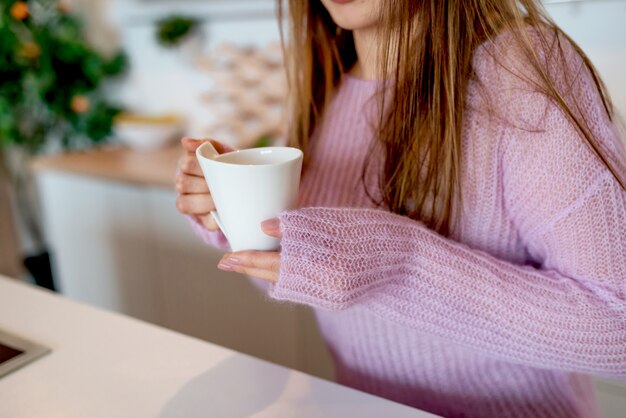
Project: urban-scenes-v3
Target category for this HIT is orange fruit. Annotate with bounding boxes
[71,95,91,113]
[10,2,29,21]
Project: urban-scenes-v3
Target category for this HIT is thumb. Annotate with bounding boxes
[261,218,282,238]
[209,139,236,154]
[181,137,209,153]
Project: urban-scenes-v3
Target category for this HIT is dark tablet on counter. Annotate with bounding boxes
[0,329,50,378]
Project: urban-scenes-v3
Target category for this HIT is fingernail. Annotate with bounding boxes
[225,257,239,265]
[218,263,232,271]
[261,218,280,231]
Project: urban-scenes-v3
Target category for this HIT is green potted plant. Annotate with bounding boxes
[155,14,204,63]
[0,0,127,152]
[156,15,199,48]
[0,0,127,289]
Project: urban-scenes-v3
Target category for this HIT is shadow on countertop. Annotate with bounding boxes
[159,354,289,418]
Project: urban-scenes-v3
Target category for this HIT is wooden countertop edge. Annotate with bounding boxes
[31,145,183,189]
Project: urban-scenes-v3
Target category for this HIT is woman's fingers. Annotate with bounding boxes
[198,213,219,231]
[176,193,215,215]
[209,139,235,154]
[176,173,209,194]
[218,251,280,283]
[179,138,236,178]
[232,267,277,283]
[177,137,232,234]
[261,218,282,238]
[181,137,235,155]
[181,137,209,153]
[178,155,203,177]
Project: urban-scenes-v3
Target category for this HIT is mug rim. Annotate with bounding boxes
[197,144,303,168]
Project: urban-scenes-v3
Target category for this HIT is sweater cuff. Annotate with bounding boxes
[269,208,415,310]
[269,209,352,310]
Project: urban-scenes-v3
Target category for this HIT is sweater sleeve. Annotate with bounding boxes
[269,32,626,378]
[271,185,625,377]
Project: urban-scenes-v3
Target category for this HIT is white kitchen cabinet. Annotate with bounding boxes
[36,170,333,380]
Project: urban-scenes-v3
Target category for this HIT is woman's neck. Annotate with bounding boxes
[350,26,380,80]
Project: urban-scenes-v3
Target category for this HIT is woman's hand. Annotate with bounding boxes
[217,218,282,283]
[175,137,233,231]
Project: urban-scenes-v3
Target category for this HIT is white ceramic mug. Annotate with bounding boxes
[196,142,303,252]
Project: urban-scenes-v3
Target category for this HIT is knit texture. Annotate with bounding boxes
[190,31,626,417]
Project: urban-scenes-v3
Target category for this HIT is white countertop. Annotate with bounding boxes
[0,276,434,418]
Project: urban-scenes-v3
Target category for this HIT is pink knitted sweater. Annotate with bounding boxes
[190,34,626,417]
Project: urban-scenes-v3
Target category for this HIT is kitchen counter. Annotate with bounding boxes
[0,276,435,417]
[31,145,181,189]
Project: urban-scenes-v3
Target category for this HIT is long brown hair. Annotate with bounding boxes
[278,0,625,236]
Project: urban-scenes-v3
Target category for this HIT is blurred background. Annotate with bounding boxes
[0,0,625,416]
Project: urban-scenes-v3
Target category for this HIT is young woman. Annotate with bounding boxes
[176,0,626,416]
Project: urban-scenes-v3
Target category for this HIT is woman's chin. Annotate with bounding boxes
[321,0,381,31]
[331,16,380,32]
[334,21,376,32]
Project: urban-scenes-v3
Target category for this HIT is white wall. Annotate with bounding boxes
[545,0,626,119]
[72,0,280,137]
